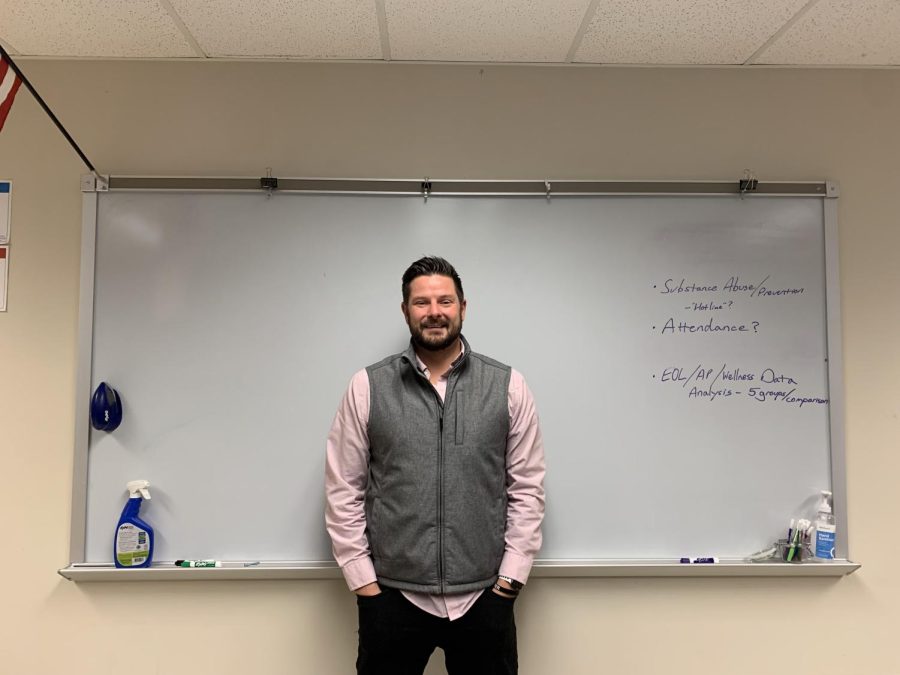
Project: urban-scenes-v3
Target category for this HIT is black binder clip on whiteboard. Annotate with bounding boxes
[739,169,759,198]
[260,167,278,199]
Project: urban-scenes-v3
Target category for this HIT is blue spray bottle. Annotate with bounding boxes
[114,480,154,568]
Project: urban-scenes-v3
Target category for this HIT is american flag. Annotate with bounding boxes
[1,54,23,132]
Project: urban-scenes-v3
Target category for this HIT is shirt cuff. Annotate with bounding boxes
[341,557,378,591]
[498,551,534,586]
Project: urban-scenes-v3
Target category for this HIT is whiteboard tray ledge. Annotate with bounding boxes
[59,559,860,582]
[59,562,342,582]
[531,559,860,577]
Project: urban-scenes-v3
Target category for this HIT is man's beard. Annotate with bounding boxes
[409,318,462,352]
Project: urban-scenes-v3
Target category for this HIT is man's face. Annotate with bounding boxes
[402,274,466,352]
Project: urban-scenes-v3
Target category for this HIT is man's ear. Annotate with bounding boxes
[460,299,467,320]
[401,302,409,323]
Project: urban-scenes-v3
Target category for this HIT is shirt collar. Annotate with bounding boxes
[415,340,466,380]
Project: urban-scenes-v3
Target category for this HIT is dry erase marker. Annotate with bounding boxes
[174,559,221,568]
[680,557,719,563]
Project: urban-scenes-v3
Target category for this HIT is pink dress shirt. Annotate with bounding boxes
[325,344,545,621]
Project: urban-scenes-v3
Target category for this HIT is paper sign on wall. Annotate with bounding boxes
[0,246,7,311]
[0,181,10,244]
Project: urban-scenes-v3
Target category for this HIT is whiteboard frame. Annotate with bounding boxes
[69,191,98,566]
[65,176,855,580]
[822,187,848,560]
[59,559,860,581]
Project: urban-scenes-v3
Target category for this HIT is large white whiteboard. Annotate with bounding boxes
[80,190,838,564]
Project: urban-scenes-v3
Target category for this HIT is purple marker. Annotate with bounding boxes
[692,557,719,564]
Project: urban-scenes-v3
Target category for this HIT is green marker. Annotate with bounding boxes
[174,559,221,568]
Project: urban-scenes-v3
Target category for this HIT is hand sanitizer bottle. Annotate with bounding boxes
[114,480,154,568]
[813,490,836,561]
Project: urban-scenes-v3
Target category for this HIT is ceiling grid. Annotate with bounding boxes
[374,0,392,61]
[158,0,208,58]
[0,0,898,66]
[565,0,603,63]
[743,0,821,65]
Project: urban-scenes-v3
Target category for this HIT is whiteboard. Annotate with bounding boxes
[80,189,838,564]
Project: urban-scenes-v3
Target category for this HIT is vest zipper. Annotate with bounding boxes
[438,371,462,593]
[407,351,465,594]
[418,372,446,593]
[438,411,444,593]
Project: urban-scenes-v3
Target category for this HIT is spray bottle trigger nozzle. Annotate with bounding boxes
[126,480,151,501]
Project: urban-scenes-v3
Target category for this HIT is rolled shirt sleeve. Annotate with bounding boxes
[498,369,546,585]
[324,369,378,591]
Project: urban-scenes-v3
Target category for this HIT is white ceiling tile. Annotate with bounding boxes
[1,0,196,57]
[575,0,810,64]
[0,35,19,54]
[385,0,593,62]
[1,0,897,66]
[168,0,382,59]
[757,0,900,65]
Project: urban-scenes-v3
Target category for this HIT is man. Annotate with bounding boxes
[325,256,545,675]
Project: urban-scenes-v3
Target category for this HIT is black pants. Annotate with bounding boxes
[356,587,518,675]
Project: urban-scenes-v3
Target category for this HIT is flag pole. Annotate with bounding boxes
[1,45,102,180]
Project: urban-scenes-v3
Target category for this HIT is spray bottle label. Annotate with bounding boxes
[116,523,149,566]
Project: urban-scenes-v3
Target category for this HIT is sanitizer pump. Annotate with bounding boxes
[813,490,836,561]
[114,480,155,568]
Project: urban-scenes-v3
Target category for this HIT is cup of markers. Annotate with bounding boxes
[776,539,810,562]
[778,518,813,563]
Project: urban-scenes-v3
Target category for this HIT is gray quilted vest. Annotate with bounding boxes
[365,335,511,594]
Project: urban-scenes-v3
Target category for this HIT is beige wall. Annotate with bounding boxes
[1,61,898,674]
